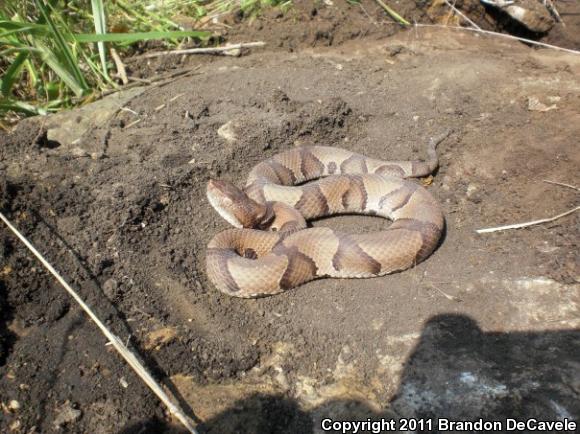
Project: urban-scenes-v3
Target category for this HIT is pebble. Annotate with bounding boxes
[53,402,81,428]
[8,399,21,411]
[103,279,119,298]
[217,120,238,143]
[70,147,89,158]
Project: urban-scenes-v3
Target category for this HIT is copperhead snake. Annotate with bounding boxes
[206,134,448,298]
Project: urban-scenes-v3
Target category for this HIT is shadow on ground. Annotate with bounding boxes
[118,313,580,434]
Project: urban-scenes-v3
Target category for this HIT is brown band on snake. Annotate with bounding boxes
[295,183,330,217]
[340,154,368,174]
[300,148,325,180]
[332,234,382,275]
[390,218,443,261]
[275,244,319,290]
[378,182,419,213]
[268,160,297,185]
[206,247,242,293]
[341,176,368,211]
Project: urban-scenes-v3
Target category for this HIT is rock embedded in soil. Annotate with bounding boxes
[217,120,240,144]
[52,402,82,428]
[491,0,555,33]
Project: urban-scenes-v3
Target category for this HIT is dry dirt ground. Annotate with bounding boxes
[1,4,580,434]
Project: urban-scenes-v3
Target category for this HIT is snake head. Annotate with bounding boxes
[207,179,272,228]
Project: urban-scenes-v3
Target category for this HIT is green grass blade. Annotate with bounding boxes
[34,0,88,91]
[0,97,47,116]
[0,20,49,38]
[34,40,86,97]
[72,30,210,43]
[374,0,410,26]
[1,51,29,96]
[90,0,108,77]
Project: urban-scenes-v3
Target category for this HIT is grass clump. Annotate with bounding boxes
[0,1,293,124]
[0,0,210,123]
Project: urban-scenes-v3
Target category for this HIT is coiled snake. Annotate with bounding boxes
[206,134,448,298]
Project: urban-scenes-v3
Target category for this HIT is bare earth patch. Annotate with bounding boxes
[1,26,579,433]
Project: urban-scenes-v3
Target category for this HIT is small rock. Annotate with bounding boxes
[53,401,81,428]
[70,147,89,158]
[217,121,238,143]
[503,1,555,33]
[8,399,21,411]
[528,96,557,112]
[102,279,119,299]
[466,183,478,197]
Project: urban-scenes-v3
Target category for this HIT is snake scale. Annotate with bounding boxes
[206,134,448,298]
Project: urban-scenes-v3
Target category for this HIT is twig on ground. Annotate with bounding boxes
[143,42,266,58]
[155,93,186,112]
[124,118,142,129]
[127,76,153,84]
[414,23,580,55]
[120,107,139,116]
[100,67,202,98]
[475,206,580,234]
[110,48,128,85]
[543,180,579,192]
[374,0,411,26]
[0,212,198,433]
[480,0,514,6]
[429,283,463,302]
[443,0,482,30]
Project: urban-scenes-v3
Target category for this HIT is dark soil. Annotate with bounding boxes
[1,2,579,434]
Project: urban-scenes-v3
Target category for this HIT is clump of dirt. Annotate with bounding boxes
[1,17,579,434]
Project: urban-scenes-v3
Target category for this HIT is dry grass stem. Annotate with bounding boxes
[143,41,266,58]
[543,180,579,192]
[429,283,463,302]
[0,212,199,434]
[475,206,580,234]
[110,48,128,85]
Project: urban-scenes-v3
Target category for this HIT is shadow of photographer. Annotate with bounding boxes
[118,313,579,434]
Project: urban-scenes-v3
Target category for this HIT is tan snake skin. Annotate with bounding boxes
[206,136,447,298]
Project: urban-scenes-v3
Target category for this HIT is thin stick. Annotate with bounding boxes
[475,206,580,234]
[110,48,128,85]
[125,118,142,129]
[0,212,198,434]
[443,0,482,30]
[143,42,266,58]
[414,23,580,56]
[543,180,579,192]
[429,283,463,302]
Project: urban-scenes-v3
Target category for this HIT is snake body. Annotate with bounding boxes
[206,141,446,298]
